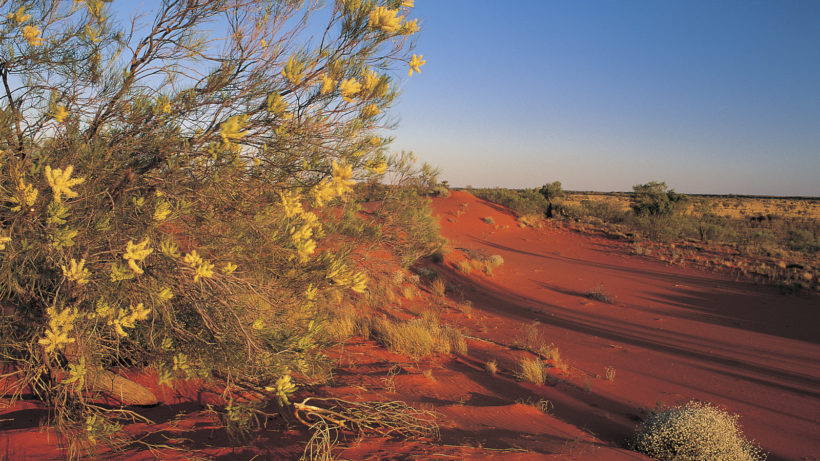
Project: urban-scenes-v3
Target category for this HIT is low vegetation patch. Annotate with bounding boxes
[517,357,547,385]
[586,283,614,303]
[372,313,467,358]
[631,401,766,461]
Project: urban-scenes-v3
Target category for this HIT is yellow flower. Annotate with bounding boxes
[8,7,30,23]
[368,136,381,147]
[402,0,414,8]
[221,262,237,275]
[361,68,380,92]
[38,306,77,355]
[252,319,265,330]
[408,54,426,76]
[153,201,172,221]
[320,74,336,94]
[339,78,361,102]
[280,190,304,218]
[361,104,380,119]
[162,101,172,113]
[193,260,214,282]
[183,250,203,267]
[160,239,180,259]
[22,25,44,46]
[265,374,297,405]
[260,39,267,49]
[401,18,419,35]
[10,179,38,211]
[0,234,10,250]
[220,115,248,145]
[368,7,403,33]
[156,287,174,303]
[331,160,355,196]
[62,258,91,285]
[53,105,68,123]
[123,238,153,275]
[130,302,151,322]
[366,159,387,175]
[45,165,85,202]
[281,55,305,86]
[266,92,288,116]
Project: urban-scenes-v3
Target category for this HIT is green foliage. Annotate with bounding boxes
[0,0,433,453]
[470,187,548,216]
[631,181,689,217]
[631,401,766,461]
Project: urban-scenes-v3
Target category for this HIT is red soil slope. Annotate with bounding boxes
[432,190,819,461]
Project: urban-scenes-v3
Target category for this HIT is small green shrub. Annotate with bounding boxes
[631,401,766,461]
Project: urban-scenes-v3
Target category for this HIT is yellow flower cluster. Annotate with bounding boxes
[339,78,362,102]
[0,233,9,250]
[123,238,153,275]
[264,374,297,405]
[282,55,306,86]
[289,211,319,262]
[311,160,356,206]
[184,250,215,282]
[22,25,43,46]
[365,159,387,175]
[368,7,403,33]
[220,115,248,145]
[160,239,181,258]
[38,306,78,355]
[266,92,291,118]
[45,165,85,202]
[408,54,426,76]
[8,7,30,23]
[109,303,151,337]
[221,262,237,275]
[53,105,68,123]
[153,201,172,221]
[62,258,91,285]
[361,104,380,119]
[280,191,304,218]
[326,258,367,293]
[9,179,38,211]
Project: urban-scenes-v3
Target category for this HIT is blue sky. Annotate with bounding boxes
[392,1,820,196]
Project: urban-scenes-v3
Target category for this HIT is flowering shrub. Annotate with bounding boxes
[0,0,434,454]
[631,401,766,461]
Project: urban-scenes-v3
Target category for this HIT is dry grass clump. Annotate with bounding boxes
[372,313,467,358]
[431,278,446,297]
[516,357,547,385]
[517,214,542,228]
[605,366,616,382]
[586,283,614,304]
[481,216,495,224]
[631,401,766,461]
[484,360,498,375]
[456,259,473,274]
[325,306,372,343]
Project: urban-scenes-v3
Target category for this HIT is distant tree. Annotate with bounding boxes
[539,181,564,217]
[631,181,688,217]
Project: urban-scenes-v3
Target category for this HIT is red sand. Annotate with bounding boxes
[431,190,819,460]
[2,189,817,460]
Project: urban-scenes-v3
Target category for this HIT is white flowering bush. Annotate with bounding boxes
[631,401,766,461]
[0,0,436,455]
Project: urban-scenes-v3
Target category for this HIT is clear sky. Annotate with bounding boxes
[392,1,820,196]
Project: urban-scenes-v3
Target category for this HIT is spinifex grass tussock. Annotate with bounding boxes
[372,312,467,358]
[631,401,766,461]
[586,283,614,303]
[517,357,547,385]
[0,0,438,456]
